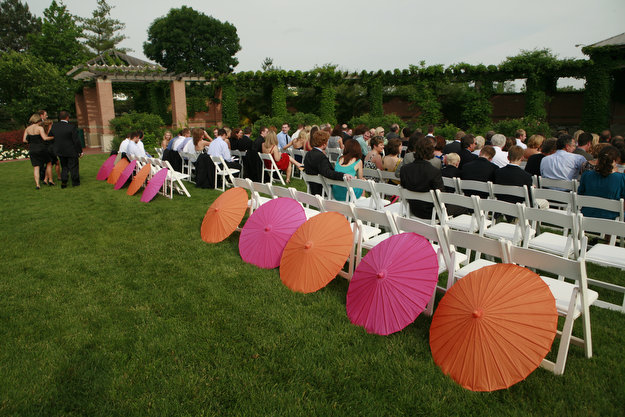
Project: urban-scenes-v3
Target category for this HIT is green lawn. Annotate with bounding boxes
[1,154,624,416]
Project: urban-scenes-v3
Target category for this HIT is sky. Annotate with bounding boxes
[26,0,625,84]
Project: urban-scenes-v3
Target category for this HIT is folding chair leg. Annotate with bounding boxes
[553,287,579,376]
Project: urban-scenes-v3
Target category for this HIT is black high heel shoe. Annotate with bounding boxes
[48,182,55,186]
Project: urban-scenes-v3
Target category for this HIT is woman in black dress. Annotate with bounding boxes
[22,113,54,189]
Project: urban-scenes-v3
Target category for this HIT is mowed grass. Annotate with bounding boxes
[1,155,624,416]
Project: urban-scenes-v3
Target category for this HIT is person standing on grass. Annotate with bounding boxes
[23,113,54,189]
[49,111,82,188]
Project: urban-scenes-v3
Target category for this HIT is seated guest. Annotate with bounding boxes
[490,134,509,168]
[433,136,446,162]
[261,130,303,183]
[382,138,402,181]
[515,129,527,149]
[364,136,384,170]
[126,131,148,158]
[118,132,132,160]
[441,153,460,193]
[460,145,498,198]
[574,132,595,161]
[160,130,173,150]
[540,134,587,180]
[304,130,352,196]
[182,128,209,161]
[332,140,364,201]
[525,137,556,177]
[458,134,478,168]
[328,124,344,150]
[577,145,625,219]
[395,134,419,177]
[207,128,241,170]
[237,127,252,151]
[228,128,242,150]
[524,134,544,160]
[169,128,191,151]
[400,136,444,220]
[472,135,485,156]
[442,130,465,155]
[494,145,537,205]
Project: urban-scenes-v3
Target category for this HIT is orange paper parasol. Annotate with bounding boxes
[430,263,558,392]
[107,158,129,184]
[280,212,353,293]
[127,164,151,196]
[201,187,249,243]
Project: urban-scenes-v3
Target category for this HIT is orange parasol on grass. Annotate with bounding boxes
[107,158,129,185]
[429,263,558,392]
[280,211,353,293]
[201,187,249,243]
[127,164,151,196]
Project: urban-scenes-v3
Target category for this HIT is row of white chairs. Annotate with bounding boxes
[231,179,596,376]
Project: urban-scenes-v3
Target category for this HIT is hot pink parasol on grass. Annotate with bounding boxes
[346,232,439,336]
[114,160,137,190]
[239,197,306,269]
[140,168,167,203]
[96,154,117,181]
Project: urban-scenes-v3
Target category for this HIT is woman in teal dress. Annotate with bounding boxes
[578,145,625,219]
[332,139,364,201]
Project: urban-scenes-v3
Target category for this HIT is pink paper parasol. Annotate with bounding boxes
[114,160,137,190]
[96,155,117,180]
[239,197,306,269]
[346,232,439,336]
[140,168,168,203]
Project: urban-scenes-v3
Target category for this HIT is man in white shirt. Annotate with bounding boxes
[277,123,290,150]
[490,134,509,168]
[540,134,586,180]
[168,128,190,151]
[126,131,148,158]
[174,128,193,152]
[208,128,241,170]
[118,134,132,159]
[515,129,527,149]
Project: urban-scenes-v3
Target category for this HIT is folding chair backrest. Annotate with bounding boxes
[446,228,509,263]
[400,188,440,224]
[353,206,398,235]
[327,148,342,163]
[363,168,381,181]
[347,178,381,208]
[491,183,531,206]
[377,169,398,183]
[302,172,329,197]
[322,199,356,221]
[258,153,285,185]
[457,179,494,198]
[524,206,577,235]
[233,177,253,191]
[442,176,460,193]
[435,190,480,231]
[478,197,524,220]
[251,181,275,200]
[574,194,624,222]
[531,188,574,211]
[271,185,296,200]
[294,190,325,212]
[321,176,349,201]
[539,176,578,191]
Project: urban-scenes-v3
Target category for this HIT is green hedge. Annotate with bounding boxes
[109,112,165,151]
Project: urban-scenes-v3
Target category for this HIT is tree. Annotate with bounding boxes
[143,6,241,74]
[29,0,90,72]
[80,0,128,54]
[0,0,41,52]
[0,51,75,125]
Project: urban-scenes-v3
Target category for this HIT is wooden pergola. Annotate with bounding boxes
[67,50,217,151]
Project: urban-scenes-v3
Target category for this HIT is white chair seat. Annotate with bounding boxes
[362,232,392,250]
[431,243,467,274]
[528,233,574,257]
[446,214,491,232]
[303,207,321,219]
[454,259,497,280]
[585,244,625,269]
[541,276,599,317]
[484,223,535,243]
[359,224,382,241]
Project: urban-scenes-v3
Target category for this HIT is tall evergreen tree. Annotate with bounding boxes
[0,0,41,52]
[80,0,128,54]
[29,0,90,72]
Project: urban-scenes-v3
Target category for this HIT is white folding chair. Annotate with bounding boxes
[293,190,325,219]
[574,194,624,222]
[531,188,574,212]
[321,176,350,202]
[477,199,532,246]
[250,181,275,211]
[444,227,509,290]
[373,181,403,216]
[302,172,330,198]
[232,177,256,217]
[346,178,387,210]
[442,176,460,194]
[271,185,297,200]
[320,199,360,280]
[491,183,531,207]
[376,169,399,184]
[363,167,381,182]
[457,179,494,199]
[158,159,191,198]
[231,150,244,178]
[436,190,487,233]
[505,242,598,375]
[259,153,286,185]
[210,155,240,191]
[327,148,342,163]
[392,215,454,316]
[539,176,578,191]
[353,206,397,253]
[523,207,580,259]
[579,216,625,312]
[399,188,440,225]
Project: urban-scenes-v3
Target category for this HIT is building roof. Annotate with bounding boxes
[588,32,625,48]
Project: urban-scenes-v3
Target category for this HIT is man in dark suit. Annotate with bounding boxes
[304,130,351,196]
[442,130,465,155]
[50,111,82,188]
[459,145,498,198]
[458,134,478,168]
[494,145,542,207]
[237,127,253,151]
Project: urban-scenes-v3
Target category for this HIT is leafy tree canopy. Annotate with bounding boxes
[29,0,91,72]
[80,0,128,54]
[0,0,41,52]
[0,51,75,125]
[143,6,241,74]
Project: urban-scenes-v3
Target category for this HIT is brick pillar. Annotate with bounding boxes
[170,80,187,130]
[96,78,115,151]
[82,86,101,148]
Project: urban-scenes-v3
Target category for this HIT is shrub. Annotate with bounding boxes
[109,112,165,151]
[492,116,551,138]
[433,123,462,140]
[251,113,322,137]
[0,130,26,150]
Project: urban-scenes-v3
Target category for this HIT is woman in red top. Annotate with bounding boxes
[261,130,303,183]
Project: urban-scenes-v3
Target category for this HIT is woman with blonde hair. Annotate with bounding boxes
[22,113,54,189]
[261,130,303,183]
[161,130,173,149]
[524,134,545,160]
